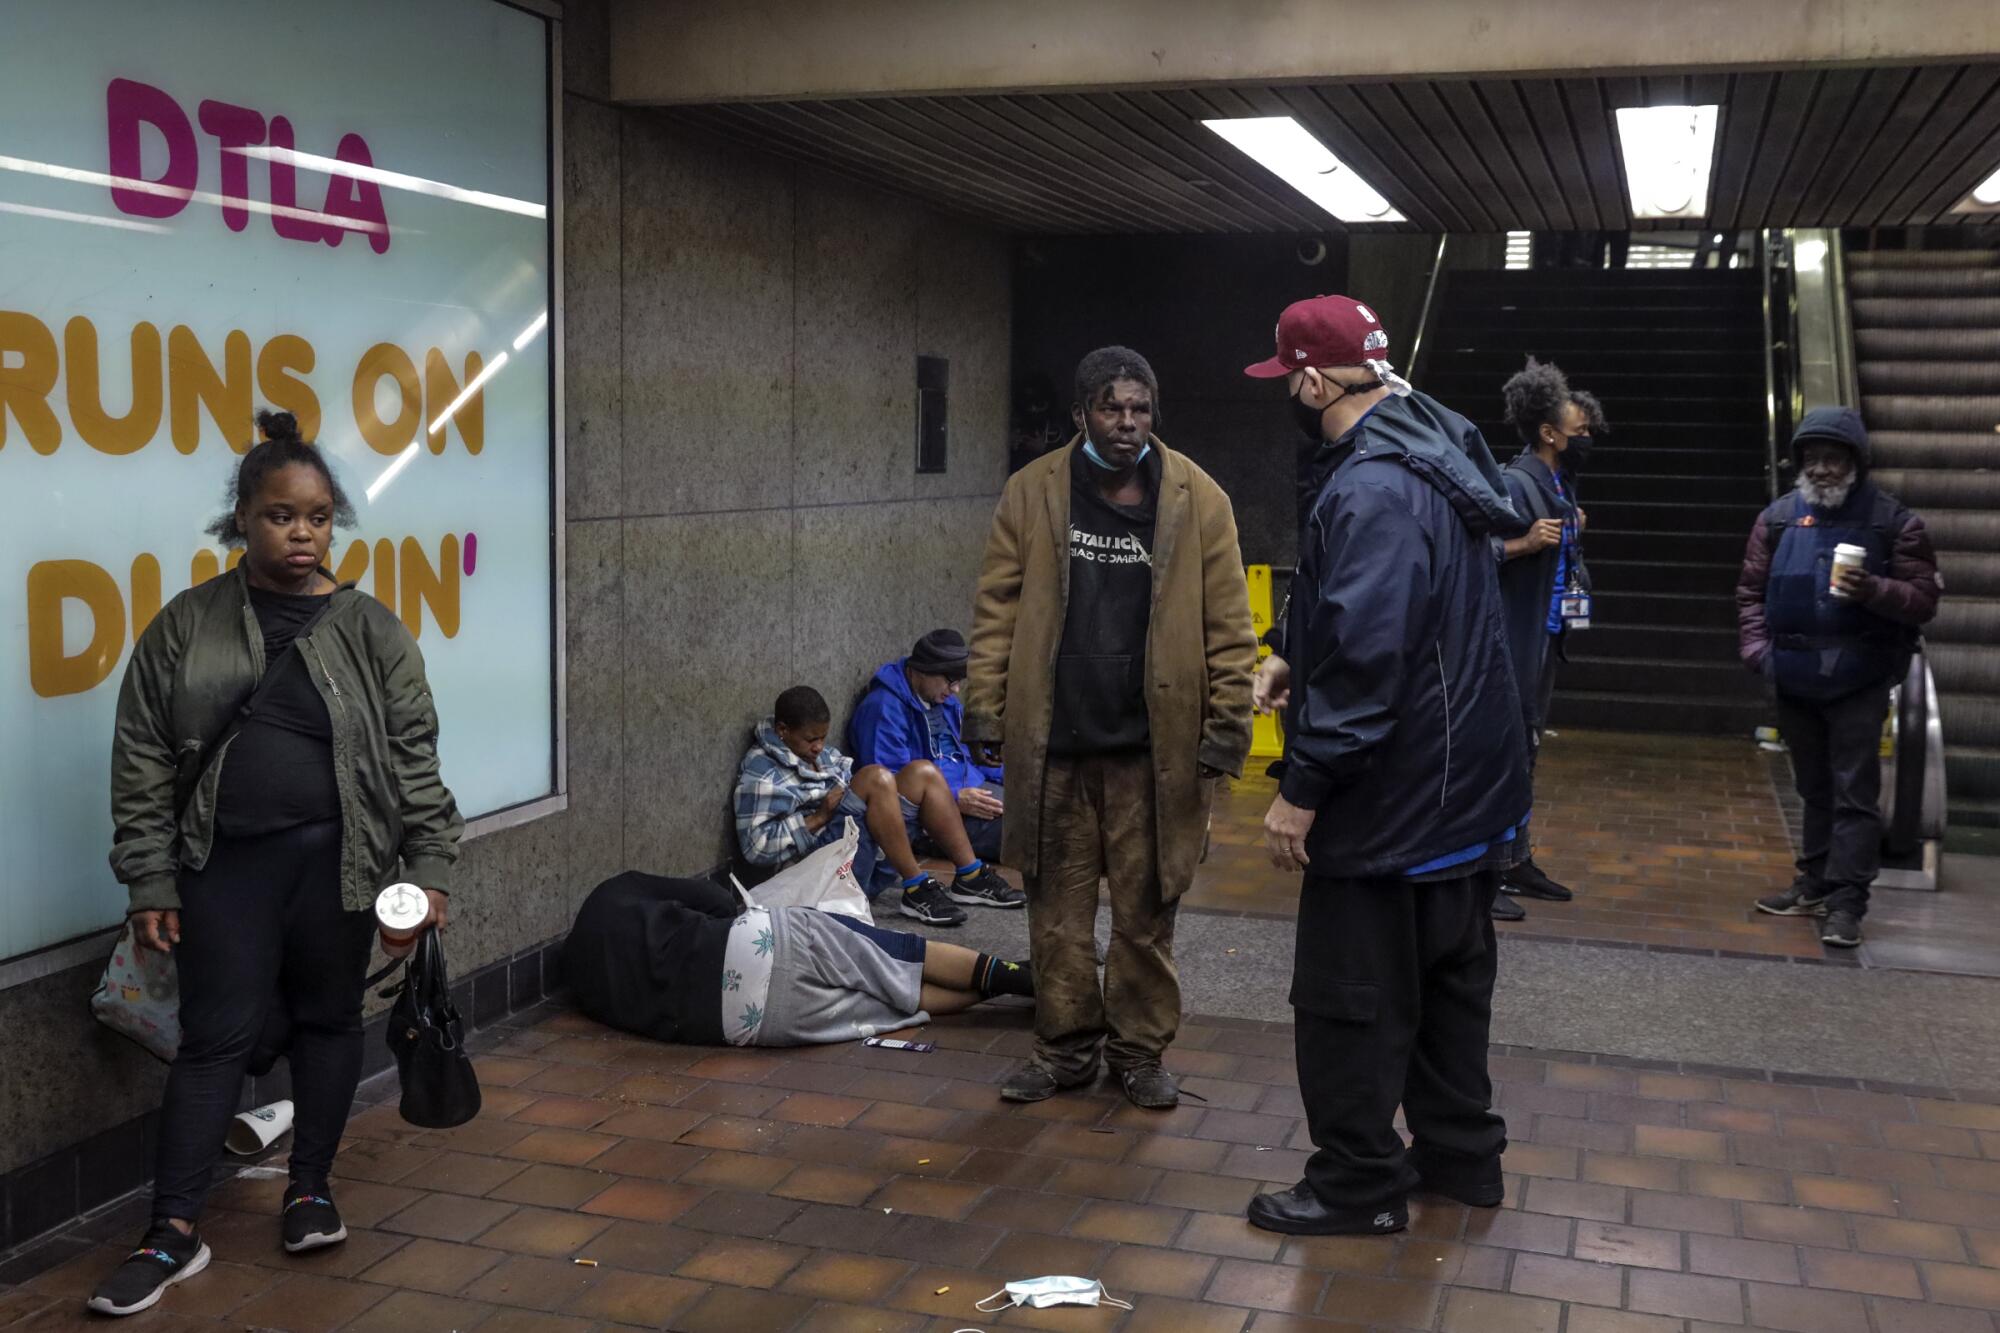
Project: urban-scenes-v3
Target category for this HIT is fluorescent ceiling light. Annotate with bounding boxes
[1615,105,1719,220]
[1953,164,2000,212]
[1201,117,1403,223]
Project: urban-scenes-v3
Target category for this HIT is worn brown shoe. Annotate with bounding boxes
[1117,1063,1180,1110]
[1000,1060,1097,1103]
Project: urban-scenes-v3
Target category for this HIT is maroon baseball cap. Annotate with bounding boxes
[1244,294,1392,378]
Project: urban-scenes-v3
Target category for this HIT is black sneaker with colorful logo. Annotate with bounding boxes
[1755,882,1829,916]
[282,1189,348,1253]
[898,876,967,926]
[946,864,1026,909]
[87,1222,210,1317]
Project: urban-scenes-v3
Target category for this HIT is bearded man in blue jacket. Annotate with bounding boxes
[849,629,1025,910]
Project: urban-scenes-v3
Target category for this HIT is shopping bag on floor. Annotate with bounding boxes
[749,818,870,920]
[90,919,181,1062]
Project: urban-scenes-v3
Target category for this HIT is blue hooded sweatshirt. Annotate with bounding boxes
[848,658,1002,793]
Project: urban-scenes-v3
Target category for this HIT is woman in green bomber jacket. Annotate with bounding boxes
[89,410,463,1320]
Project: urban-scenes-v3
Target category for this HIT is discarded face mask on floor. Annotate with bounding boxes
[975,1276,1135,1312]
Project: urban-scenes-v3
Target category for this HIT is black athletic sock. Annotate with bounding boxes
[973,954,1034,998]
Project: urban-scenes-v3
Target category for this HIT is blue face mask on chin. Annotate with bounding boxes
[1080,433,1150,471]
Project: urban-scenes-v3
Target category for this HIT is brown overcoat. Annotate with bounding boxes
[964,438,1257,898]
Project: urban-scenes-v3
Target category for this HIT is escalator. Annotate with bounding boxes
[1845,245,2000,841]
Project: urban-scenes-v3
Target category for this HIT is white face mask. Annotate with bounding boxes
[975,1276,1134,1312]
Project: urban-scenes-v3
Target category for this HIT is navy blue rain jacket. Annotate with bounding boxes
[1281,391,1533,878]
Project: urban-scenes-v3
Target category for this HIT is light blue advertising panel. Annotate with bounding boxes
[0,0,558,966]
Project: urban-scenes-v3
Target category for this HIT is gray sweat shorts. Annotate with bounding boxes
[751,906,929,1046]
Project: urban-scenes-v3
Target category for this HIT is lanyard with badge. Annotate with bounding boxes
[1555,493,1591,630]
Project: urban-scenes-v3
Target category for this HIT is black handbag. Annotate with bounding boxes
[385,931,481,1128]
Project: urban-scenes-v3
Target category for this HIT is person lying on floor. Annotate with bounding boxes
[561,870,1034,1047]
[736,685,1019,929]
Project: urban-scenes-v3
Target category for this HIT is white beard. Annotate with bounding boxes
[1796,471,1854,511]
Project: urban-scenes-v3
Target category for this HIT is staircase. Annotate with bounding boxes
[1422,268,1770,735]
[1846,245,2000,837]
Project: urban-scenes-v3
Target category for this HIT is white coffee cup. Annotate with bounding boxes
[1830,543,1868,598]
[375,881,430,958]
[225,1099,295,1155]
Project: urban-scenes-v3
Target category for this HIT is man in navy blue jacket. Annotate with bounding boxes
[850,630,1025,910]
[1243,295,1531,1236]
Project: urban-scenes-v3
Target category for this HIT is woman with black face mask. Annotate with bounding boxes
[1492,359,1603,918]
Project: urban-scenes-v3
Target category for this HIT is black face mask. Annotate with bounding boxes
[1563,434,1594,470]
[1290,378,1382,443]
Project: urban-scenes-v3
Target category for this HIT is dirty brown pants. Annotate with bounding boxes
[1027,753,1179,1079]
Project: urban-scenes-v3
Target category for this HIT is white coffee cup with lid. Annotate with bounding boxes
[375,882,430,958]
[1830,543,1868,599]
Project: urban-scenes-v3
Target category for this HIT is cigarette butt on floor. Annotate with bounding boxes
[918,1158,931,1165]
[935,1286,950,1296]
[573,1258,598,1267]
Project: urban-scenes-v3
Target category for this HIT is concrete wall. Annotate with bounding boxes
[0,9,1010,1207]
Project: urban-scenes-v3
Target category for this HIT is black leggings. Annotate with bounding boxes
[152,820,375,1221]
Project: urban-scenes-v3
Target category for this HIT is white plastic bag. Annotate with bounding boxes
[91,918,180,1062]
[749,818,871,920]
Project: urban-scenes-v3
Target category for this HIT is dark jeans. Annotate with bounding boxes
[1291,870,1507,1210]
[1519,635,1559,864]
[152,820,376,1220]
[1776,683,1891,918]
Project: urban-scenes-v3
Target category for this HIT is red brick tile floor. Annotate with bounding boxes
[12,1004,2000,1331]
[1193,729,1922,966]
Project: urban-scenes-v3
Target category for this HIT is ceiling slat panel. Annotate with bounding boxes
[1310,83,1477,231]
[1399,81,1516,230]
[1799,67,1913,226]
[1478,81,1577,230]
[1154,87,1342,227]
[1857,67,1997,225]
[1519,80,1602,230]
[1435,81,1548,231]
[1349,84,1498,231]
[1564,79,1631,232]
[1844,66,1971,226]
[1737,72,1821,228]
[1904,79,2000,223]
[1706,72,1775,231]
[1771,69,1869,226]
[1092,90,1327,230]
[1018,95,1271,231]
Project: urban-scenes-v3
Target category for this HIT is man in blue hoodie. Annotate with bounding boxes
[1244,295,1531,1237]
[850,630,1025,910]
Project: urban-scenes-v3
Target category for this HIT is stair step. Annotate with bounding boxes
[1917,509,2000,551]
[1587,448,1768,478]
[1945,745,2000,803]
[1563,655,1764,698]
[1431,328,1766,353]
[1846,249,2000,270]
[1928,597,2000,643]
[1938,691,2000,751]
[1584,500,1763,535]
[1441,309,1762,333]
[1936,550,2000,598]
[1587,531,1756,564]
[1853,297,2000,329]
[1571,623,1739,661]
[1859,361,2000,394]
[1850,269,2000,298]
[1868,432,2000,470]
[1549,689,1768,737]
[1449,269,1761,291]
[1583,475,1771,505]
[1871,469,2000,509]
[1591,590,1741,630]
[1578,558,1742,595]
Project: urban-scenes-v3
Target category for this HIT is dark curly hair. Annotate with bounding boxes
[1571,388,1611,437]
[205,409,357,546]
[1501,357,1573,448]
[1074,345,1162,427]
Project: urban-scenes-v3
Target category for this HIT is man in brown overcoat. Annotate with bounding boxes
[966,346,1255,1110]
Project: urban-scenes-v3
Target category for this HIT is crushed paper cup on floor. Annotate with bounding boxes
[225,1099,294,1155]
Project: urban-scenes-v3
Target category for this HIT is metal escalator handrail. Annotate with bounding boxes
[1883,647,1948,857]
[1406,234,1450,384]
[1827,232,1861,408]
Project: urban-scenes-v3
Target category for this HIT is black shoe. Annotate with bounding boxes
[1408,1151,1506,1207]
[1503,859,1573,902]
[1755,883,1829,916]
[897,877,967,926]
[1820,910,1862,948]
[1116,1063,1179,1110]
[1247,1183,1406,1236]
[282,1189,348,1253]
[1490,892,1526,922]
[946,865,1026,909]
[87,1223,210,1317]
[999,1060,1097,1103]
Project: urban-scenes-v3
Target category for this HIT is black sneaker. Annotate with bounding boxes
[1408,1150,1506,1207]
[282,1189,348,1253]
[898,877,967,926]
[1503,858,1573,902]
[1247,1183,1407,1236]
[1821,911,1862,948]
[1117,1063,1180,1110]
[87,1223,209,1317]
[999,1060,1098,1103]
[1490,892,1526,922]
[1756,884,1829,916]
[946,865,1026,909]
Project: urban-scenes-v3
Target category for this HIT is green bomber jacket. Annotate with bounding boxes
[109,564,463,913]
